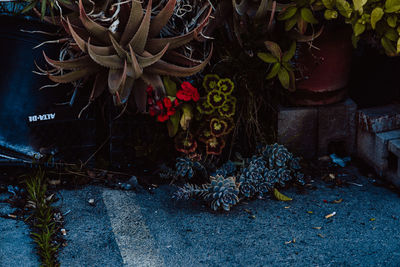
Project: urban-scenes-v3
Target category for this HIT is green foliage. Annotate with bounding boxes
[257,41,296,91]
[277,0,322,34]
[25,169,59,267]
[21,0,72,21]
[319,0,400,56]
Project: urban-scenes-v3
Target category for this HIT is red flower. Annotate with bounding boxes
[157,113,169,122]
[176,82,200,102]
[156,100,164,110]
[149,107,157,117]
[163,97,172,109]
[167,107,176,116]
[174,99,180,107]
[146,85,154,94]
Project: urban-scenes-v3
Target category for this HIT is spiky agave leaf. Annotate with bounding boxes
[43,0,212,110]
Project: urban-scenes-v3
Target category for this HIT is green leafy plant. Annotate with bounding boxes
[320,0,400,56]
[257,41,297,90]
[277,0,323,34]
[25,170,60,267]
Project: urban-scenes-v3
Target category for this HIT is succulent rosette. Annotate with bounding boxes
[204,175,240,211]
[202,74,221,92]
[277,168,292,186]
[239,180,257,198]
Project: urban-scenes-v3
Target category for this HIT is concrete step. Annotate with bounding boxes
[356,104,400,187]
[278,98,357,158]
[358,104,400,133]
[358,127,400,187]
[388,138,400,157]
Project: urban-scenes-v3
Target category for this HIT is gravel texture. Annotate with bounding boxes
[0,193,39,267]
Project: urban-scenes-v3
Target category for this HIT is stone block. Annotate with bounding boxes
[357,128,400,177]
[358,104,400,133]
[388,138,400,187]
[317,98,357,157]
[357,129,376,173]
[388,139,400,157]
[277,105,318,159]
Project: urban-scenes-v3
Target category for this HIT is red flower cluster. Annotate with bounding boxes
[176,82,200,102]
[147,86,179,122]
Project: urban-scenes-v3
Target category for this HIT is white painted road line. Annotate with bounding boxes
[102,189,165,267]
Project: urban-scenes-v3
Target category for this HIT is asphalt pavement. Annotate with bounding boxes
[1,166,400,267]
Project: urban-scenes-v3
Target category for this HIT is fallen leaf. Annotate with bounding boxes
[244,209,253,215]
[273,188,292,201]
[348,182,363,187]
[61,229,67,236]
[325,211,336,219]
[284,240,292,245]
[329,173,335,179]
[317,234,325,238]
[249,215,256,219]
[284,206,291,209]
[370,218,376,221]
[318,155,331,161]
[8,214,17,219]
[48,179,61,185]
[333,198,343,204]
[323,199,328,203]
[46,194,54,202]
[312,227,322,230]
[307,211,313,214]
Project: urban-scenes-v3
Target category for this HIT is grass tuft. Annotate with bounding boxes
[25,169,60,267]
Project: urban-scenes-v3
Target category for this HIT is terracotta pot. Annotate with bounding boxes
[290,27,353,106]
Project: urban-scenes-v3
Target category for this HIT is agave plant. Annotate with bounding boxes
[42,0,213,111]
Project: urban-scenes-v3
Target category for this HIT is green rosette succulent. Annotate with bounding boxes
[204,175,240,211]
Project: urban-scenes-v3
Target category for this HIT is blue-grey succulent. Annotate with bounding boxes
[215,160,237,177]
[203,175,240,211]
